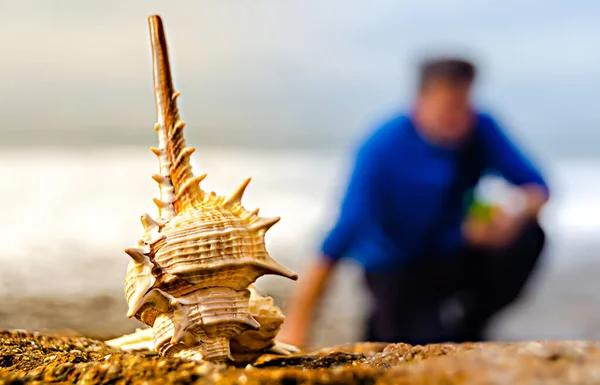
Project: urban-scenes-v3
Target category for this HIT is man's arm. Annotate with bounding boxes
[479,114,550,218]
[278,130,386,348]
[277,257,338,348]
[518,183,548,219]
[463,114,550,248]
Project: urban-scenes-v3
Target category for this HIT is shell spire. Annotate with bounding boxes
[148,15,202,216]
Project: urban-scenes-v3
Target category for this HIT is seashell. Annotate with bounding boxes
[107,14,298,363]
[106,285,298,362]
[230,285,301,362]
[105,327,155,352]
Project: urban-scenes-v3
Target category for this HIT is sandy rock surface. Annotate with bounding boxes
[1,330,600,384]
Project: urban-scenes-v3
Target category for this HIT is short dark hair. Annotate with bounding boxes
[418,58,476,91]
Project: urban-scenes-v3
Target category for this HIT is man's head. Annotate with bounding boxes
[414,57,477,146]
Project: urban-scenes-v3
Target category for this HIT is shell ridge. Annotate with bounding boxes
[175,174,207,203]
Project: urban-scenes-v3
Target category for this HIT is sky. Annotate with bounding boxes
[0,1,598,157]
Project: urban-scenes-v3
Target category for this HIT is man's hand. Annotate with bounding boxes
[463,207,526,250]
[463,183,548,250]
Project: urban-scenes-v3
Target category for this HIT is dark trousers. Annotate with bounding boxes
[362,220,546,345]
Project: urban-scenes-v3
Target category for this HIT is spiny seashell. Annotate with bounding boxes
[105,287,298,360]
[230,285,301,362]
[107,284,299,363]
[108,14,298,363]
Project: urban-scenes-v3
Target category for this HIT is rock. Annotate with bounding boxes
[1,330,600,384]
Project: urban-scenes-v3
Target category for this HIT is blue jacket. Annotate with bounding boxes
[321,111,549,272]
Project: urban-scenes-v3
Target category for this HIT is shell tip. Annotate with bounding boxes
[222,177,252,208]
[153,197,171,209]
[251,216,280,233]
[125,248,146,263]
[140,213,159,231]
[151,174,167,184]
[249,316,261,330]
[263,257,298,281]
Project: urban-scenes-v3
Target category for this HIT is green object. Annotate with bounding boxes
[463,188,494,222]
[468,201,494,222]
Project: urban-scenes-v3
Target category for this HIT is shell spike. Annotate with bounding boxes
[175,174,207,203]
[222,178,251,208]
[170,299,189,344]
[269,341,301,355]
[250,216,280,233]
[172,147,196,175]
[261,256,299,281]
[125,248,146,264]
[152,174,168,184]
[153,197,173,212]
[140,213,160,231]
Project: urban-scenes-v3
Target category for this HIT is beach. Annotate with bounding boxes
[1,146,599,349]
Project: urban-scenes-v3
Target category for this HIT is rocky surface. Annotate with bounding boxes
[1,330,600,384]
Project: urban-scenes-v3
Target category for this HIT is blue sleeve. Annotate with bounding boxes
[320,130,386,262]
[479,113,550,197]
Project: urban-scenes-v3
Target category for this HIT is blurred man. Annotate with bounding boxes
[279,58,549,347]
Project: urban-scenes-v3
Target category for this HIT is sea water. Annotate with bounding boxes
[0,146,599,345]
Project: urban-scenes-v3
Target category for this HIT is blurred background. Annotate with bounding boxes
[1,1,599,349]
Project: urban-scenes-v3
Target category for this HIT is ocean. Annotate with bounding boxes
[1,145,599,348]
